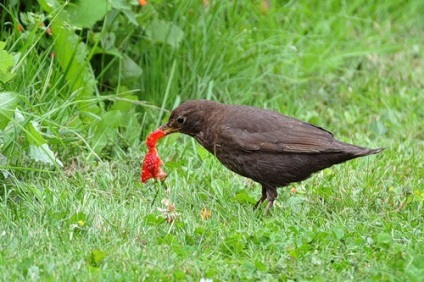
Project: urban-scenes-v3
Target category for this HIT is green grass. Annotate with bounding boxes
[1,0,424,280]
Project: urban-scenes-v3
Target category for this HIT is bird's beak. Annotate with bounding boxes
[158,123,177,135]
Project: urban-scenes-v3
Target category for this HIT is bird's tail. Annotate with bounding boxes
[333,140,385,157]
[353,147,385,157]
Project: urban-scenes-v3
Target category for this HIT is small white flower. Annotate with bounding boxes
[158,198,180,223]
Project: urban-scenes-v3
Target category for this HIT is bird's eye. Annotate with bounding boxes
[176,116,186,124]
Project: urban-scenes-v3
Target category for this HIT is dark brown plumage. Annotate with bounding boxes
[159,100,383,211]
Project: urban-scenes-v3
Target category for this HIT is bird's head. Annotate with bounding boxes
[159,100,219,137]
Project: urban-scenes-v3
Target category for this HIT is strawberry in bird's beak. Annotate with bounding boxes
[141,129,167,183]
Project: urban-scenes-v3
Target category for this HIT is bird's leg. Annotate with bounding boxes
[264,186,278,214]
[253,186,267,210]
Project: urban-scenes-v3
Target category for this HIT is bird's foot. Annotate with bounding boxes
[263,200,275,215]
[253,197,266,210]
[253,186,267,211]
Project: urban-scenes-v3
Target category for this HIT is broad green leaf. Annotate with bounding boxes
[157,234,177,245]
[122,9,139,26]
[332,228,345,240]
[106,55,142,87]
[100,32,116,50]
[108,0,130,10]
[25,121,63,166]
[376,232,393,245]
[234,191,256,204]
[38,0,99,117]
[88,249,107,267]
[65,0,111,28]
[121,109,141,146]
[144,214,164,226]
[90,110,122,154]
[0,51,14,74]
[221,233,246,254]
[145,19,184,47]
[0,91,19,130]
[70,212,87,223]
[26,121,46,146]
[110,94,137,113]
[37,0,63,14]
[120,54,143,79]
[0,42,16,83]
[92,46,123,58]
[51,23,97,111]
[28,144,63,167]
[194,226,206,235]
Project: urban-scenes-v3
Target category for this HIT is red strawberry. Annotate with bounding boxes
[141,130,167,183]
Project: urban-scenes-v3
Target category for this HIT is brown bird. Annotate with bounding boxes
[158,100,383,211]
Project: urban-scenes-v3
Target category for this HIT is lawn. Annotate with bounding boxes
[1,0,423,281]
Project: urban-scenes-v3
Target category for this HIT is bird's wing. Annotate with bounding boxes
[219,107,340,154]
